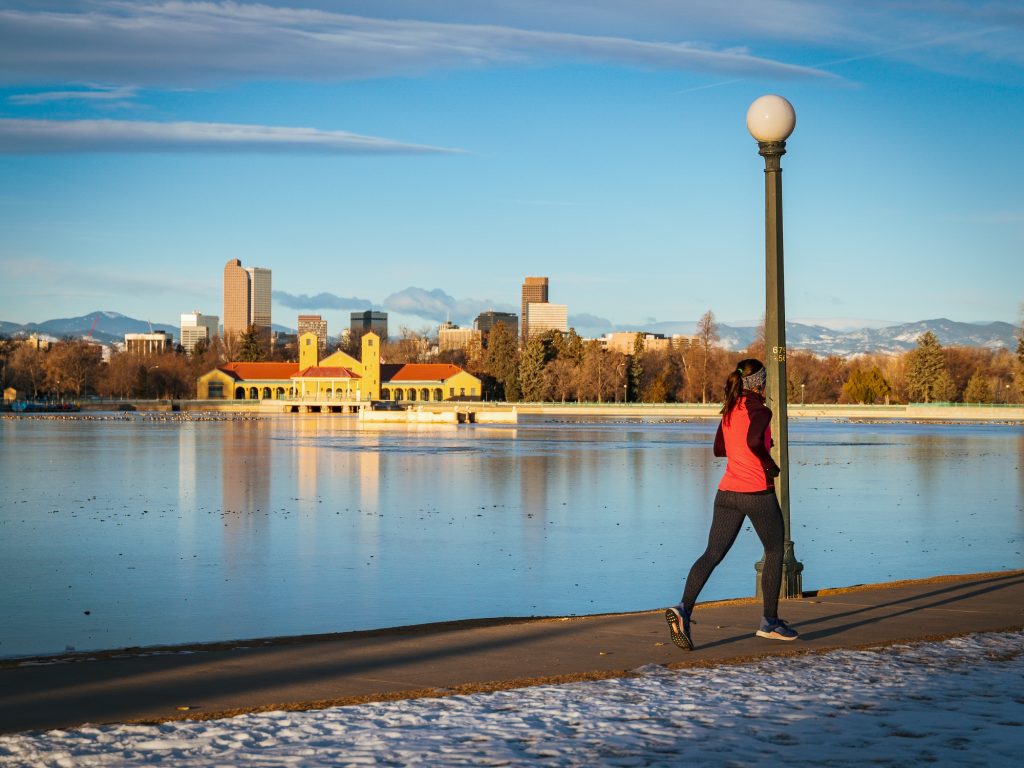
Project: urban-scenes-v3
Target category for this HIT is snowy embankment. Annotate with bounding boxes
[2,632,1021,767]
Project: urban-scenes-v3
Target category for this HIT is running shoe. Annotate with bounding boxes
[665,604,693,650]
[756,616,799,641]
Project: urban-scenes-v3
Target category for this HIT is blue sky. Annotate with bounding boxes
[1,1,1022,337]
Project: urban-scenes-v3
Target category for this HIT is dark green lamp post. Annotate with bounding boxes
[747,94,804,598]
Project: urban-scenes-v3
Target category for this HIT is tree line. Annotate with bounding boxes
[2,314,1022,404]
[422,313,1024,405]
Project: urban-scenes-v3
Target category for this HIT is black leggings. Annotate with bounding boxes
[681,489,784,620]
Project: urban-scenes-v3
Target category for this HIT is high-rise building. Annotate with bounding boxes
[297,314,328,349]
[248,267,272,332]
[223,258,272,341]
[521,277,549,343]
[180,311,220,354]
[350,311,388,340]
[525,302,568,338]
[474,310,518,338]
[438,321,482,353]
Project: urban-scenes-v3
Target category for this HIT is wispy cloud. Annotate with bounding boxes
[9,85,139,106]
[3,256,214,301]
[0,119,463,154]
[272,291,375,311]
[0,2,838,88]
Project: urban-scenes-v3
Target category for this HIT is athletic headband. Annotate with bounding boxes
[742,367,766,390]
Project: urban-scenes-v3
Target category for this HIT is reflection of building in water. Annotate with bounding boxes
[292,415,321,504]
[221,422,272,570]
[178,422,197,508]
[359,441,380,518]
[519,453,550,522]
[177,422,201,552]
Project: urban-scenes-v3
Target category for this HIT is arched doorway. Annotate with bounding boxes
[248,387,259,399]
[234,386,245,399]
[433,388,443,401]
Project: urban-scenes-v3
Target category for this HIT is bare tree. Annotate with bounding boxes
[43,341,102,398]
[9,344,48,398]
[696,310,720,404]
[545,357,577,402]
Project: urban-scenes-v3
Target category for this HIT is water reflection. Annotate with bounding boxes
[0,416,1020,658]
[221,421,272,574]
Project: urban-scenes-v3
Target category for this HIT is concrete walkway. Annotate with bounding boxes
[2,571,1021,735]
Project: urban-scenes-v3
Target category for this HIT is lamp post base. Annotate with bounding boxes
[755,540,804,599]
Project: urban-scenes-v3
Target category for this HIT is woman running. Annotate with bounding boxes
[666,358,798,649]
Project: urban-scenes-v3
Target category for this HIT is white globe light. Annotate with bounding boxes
[746,95,796,143]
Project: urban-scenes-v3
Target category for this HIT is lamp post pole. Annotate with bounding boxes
[747,95,803,598]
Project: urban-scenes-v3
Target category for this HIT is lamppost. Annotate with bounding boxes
[747,94,804,598]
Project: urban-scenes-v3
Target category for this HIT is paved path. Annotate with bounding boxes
[2,571,1022,735]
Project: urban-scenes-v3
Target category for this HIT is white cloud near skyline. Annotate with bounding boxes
[273,291,375,311]
[0,119,462,154]
[381,287,515,326]
[0,1,840,89]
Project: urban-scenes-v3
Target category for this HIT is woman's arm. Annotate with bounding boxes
[713,422,726,457]
[746,407,781,476]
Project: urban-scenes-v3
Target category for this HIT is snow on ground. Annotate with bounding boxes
[2,632,1022,767]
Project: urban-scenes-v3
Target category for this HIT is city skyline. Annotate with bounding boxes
[1,2,1022,334]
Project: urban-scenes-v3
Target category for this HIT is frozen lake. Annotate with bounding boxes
[1,414,1021,659]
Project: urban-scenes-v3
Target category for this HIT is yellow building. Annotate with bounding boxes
[380,363,481,402]
[197,332,481,402]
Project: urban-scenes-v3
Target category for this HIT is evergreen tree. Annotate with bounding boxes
[563,328,585,367]
[519,336,548,402]
[190,337,209,358]
[932,369,958,402]
[237,325,267,362]
[905,331,948,403]
[962,370,993,403]
[841,367,891,405]
[484,321,520,401]
[628,333,644,402]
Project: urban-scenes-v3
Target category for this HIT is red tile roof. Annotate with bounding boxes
[294,366,361,379]
[218,362,300,381]
[384,363,466,383]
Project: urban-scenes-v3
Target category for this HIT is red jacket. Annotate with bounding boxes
[714,391,781,492]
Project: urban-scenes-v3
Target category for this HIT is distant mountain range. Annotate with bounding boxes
[640,318,1018,357]
[0,311,294,346]
[0,311,1018,357]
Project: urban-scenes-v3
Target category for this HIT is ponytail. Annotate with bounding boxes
[720,358,766,423]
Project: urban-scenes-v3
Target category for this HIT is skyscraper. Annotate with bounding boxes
[525,302,568,338]
[474,310,518,337]
[521,276,548,343]
[248,267,272,332]
[297,314,328,349]
[223,259,272,341]
[180,311,220,354]
[350,311,388,339]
